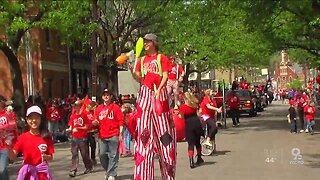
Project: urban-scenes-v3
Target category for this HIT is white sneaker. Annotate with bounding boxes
[305,129,309,133]
[108,176,115,180]
[300,129,305,133]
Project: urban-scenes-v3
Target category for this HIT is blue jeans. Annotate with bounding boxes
[0,149,9,180]
[306,120,315,133]
[48,120,59,142]
[99,136,119,177]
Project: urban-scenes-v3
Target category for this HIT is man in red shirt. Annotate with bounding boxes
[296,90,307,132]
[166,55,185,107]
[304,101,316,135]
[45,100,63,143]
[130,33,176,180]
[67,100,93,177]
[227,90,241,127]
[93,89,124,180]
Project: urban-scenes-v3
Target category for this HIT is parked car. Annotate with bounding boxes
[226,89,257,117]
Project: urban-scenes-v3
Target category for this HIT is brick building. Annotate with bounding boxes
[273,50,308,90]
[0,28,70,101]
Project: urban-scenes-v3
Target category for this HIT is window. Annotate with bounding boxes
[45,29,52,49]
[289,76,292,82]
[277,77,280,83]
[282,76,286,81]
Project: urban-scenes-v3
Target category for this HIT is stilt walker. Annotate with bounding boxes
[130,33,176,180]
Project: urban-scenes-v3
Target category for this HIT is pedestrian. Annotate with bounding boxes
[84,101,97,166]
[166,55,185,107]
[93,89,124,180]
[226,90,240,127]
[0,96,17,180]
[304,101,316,135]
[9,105,54,180]
[288,99,297,133]
[46,100,63,143]
[130,33,176,180]
[296,90,307,132]
[67,100,93,177]
[120,104,133,157]
[179,92,204,168]
[200,89,222,148]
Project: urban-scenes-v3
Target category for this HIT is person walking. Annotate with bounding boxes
[288,99,297,133]
[130,33,176,180]
[179,92,204,169]
[93,89,124,180]
[296,90,307,132]
[200,89,222,147]
[304,101,316,135]
[226,90,240,127]
[67,100,93,177]
[166,55,185,107]
[9,106,54,180]
[46,100,63,143]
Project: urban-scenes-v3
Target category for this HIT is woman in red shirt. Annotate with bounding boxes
[200,89,222,147]
[180,92,204,168]
[9,106,54,180]
[304,101,316,135]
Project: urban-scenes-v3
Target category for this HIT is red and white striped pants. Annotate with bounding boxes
[166,79,180,106]
[134,85,176,180]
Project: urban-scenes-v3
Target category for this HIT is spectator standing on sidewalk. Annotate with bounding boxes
[93,89,124,180]
[67,100,93,177]
[227,90,240,127]
[288,99,297,133]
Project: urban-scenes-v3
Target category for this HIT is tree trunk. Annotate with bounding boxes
[0,45,25,116]
[182,63,191,92]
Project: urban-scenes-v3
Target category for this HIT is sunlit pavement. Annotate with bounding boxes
[9,101,320,180]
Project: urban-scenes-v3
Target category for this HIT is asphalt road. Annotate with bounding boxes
[8,101,320,180]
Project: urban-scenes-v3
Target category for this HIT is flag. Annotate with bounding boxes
[80,95,92,115]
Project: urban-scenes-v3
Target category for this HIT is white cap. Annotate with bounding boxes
[26,106,42,117]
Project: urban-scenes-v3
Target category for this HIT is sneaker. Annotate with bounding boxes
[237,123,240,126]
[91,159,97,166]
[305,129,309,133]
[299,129,304,133]
[196,156,204,165]
[69,170,76,178]
[108,176,116,180]
[232,124,236,127]
[84,168,93,174]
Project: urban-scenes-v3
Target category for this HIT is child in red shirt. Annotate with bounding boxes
[67,100,93,177]
[9,105,54,180]
[304,101,316,135]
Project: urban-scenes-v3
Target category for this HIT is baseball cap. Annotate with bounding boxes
[289,99,295,106]
[170,55,176,60]
[143,33,157,42]
[102,89,112,95]
[26,106,42,117]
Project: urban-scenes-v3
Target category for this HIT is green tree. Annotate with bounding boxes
[0,1,93,113]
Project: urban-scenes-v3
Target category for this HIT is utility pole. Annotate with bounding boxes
[91,0,98,102]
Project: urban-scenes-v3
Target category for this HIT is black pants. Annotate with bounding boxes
[185,115,203,151]
[297,107,305,130]
[205,118,218,140]
[229,108,240,125]
[87,132,96,160]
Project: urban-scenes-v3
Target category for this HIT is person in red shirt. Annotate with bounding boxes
[67,100,93,177]
[9,105,54,180]
[296,90,307,132]
[93,89,124,180]
[0,96,17,180]
[45,100,63,143]
[227,90,241,127]
[304,101,316,135]
[129,33,176,180]
[200,89,222,147]
[214,90,223,126]
[179,92,204,168]
[166,55,185,107]
[83,102,97,166]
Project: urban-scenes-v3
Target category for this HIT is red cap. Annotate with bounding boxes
[289,100,295,106]
[170,55,176,60]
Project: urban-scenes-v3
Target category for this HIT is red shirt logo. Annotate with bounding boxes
[143,60,159,75]
[74,117,84,126]
[0,117,8,126]
[38,144,48,153]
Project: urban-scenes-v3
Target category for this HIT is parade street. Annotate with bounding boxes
[8,101,320,180]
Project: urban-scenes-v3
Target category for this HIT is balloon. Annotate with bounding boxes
[316,74,320,85]
[135,37,144,58]
[171,108,185,142]
[116,54,127,64]
[154,84,163,116]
